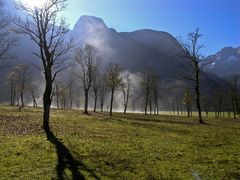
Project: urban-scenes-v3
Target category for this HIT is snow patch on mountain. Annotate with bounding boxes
[205,46,240,77]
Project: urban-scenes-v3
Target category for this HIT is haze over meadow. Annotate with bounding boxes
[0,0,239,179]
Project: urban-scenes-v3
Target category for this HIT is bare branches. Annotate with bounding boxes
[140,70,160,115]
[121,72,132,114]
[74,44,98,114]
[177,28,205,123]
[74,44,97,90]
[14,0,71,78]
[106,63,122,90]
[0,1,17,61]
[105,63,122,116]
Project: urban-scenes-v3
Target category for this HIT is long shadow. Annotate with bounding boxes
[45,129,100,180]
[95,111,203,126]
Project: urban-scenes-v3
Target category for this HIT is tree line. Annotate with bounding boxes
[0,0,239,135]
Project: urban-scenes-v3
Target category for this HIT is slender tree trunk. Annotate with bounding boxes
[186,105,190,117]
[93,91,97,112]
[190,106,193,117]
[63,96,66,109]
[13,88,16,106]
[32,95,37,107]
[124,95,129,114]
[235,95,240,114]
[149,96,152,115]
[84,89,89,114]
[70,99,73,109]
[16,95,19,106]
[217,97,222,118]
[100,91,104,112]
[110,88,114,116]
[144,89,149,115]
[100,102,104,112]
[56,87,59,109]
[172,103,175,116]
[20,91,24,107]
[10,81,14,106]
[232,97,236,119]
[69,85,74,109]
[124,105,127,114]
[204,104,208,117]
[180,103,183,116]
[195,69,204,124]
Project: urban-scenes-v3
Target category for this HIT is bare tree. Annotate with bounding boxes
[68,70,75,109]
[183,89,193,117]
[177,28,205,124]
[141,70,159,115]
[121,73,131,114]
[13,64,30,109]
[14,0,71,132]
[151,74,160,115]
[99,74,106,112]
[74,44,97,114]
[53,80,62,109]
[214,89,224,118]
[92,65,101,112]
[29,83,39,107]
[59,85,67,109]
[228,74,240,118]
[6,71,18,106]
[141,71,151,115]
[106,63,122,116]
[202,95,210,117]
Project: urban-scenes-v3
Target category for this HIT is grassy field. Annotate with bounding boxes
[0,105,239,179]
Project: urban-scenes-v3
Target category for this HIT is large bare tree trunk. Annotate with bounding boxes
[43,71,53,133]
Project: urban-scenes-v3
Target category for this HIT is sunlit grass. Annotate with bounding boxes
[0,105,239,179]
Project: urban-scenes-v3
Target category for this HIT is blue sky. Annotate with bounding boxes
[63,0,239,55]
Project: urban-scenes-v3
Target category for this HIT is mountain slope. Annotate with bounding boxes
[70,16,188,78]
[205,46,240,77]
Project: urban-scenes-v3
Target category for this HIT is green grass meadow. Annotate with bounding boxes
[0,105,239,179]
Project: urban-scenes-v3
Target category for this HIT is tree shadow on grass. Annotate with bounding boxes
[45,129,100,180]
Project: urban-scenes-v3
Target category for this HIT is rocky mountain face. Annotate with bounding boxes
[205,46,240,78]
[70,16,187,79]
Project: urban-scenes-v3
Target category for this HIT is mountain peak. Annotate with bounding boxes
[73,15,108,30]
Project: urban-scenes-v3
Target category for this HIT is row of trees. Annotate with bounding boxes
[61,45,134,116]
[2,0,238,134]
[6,55,160,117]
[7,64,33,108]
